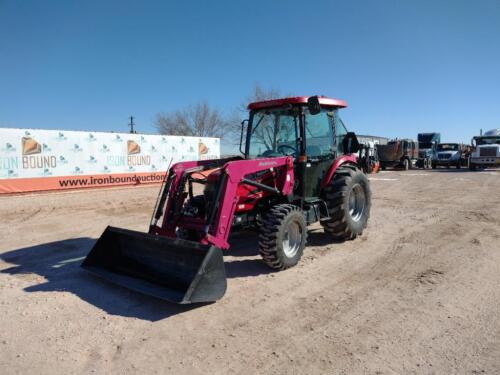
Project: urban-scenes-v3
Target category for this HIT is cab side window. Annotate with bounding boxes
[305,111,334,158]
[331,111,347,154]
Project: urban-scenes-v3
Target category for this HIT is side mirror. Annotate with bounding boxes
[240,119,248,155]
[307,96,321,115]
[342,132,361,154]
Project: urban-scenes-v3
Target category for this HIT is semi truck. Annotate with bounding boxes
[433,143,467,169]
[417,132,440,169]
[377,139,418,170]
[469,129,500,170]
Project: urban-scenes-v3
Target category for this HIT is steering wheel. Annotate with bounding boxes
[277,144,297,156]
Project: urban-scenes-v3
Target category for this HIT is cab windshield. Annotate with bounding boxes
[437,143,459,151]
[419,142,433,149]
[246,108,347,158]
[247,109,299,158]
[475,137,500,145]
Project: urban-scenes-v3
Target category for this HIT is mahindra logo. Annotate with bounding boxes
[258,161,278,167]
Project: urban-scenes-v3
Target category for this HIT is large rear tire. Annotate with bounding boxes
[321,166,371,241]
[258,204,307,270]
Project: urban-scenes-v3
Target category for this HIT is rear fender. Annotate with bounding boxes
[320,154,358,189]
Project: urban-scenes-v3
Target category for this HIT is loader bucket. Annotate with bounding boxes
[81,226,226,304]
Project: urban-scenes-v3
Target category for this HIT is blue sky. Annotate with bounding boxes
[1,0,499,153]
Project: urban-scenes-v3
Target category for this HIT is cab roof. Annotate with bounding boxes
[247,96,347,110]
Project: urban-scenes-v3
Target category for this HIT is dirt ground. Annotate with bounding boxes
[0,169,499,374]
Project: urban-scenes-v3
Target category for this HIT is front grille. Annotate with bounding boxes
[480,147,498,157]
[438,153,451,159]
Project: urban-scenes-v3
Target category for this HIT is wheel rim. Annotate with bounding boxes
[283,220,302,258]
[349,183,366,222]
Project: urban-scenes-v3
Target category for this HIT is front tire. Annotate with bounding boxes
[258,204,307,270]
[321,166,371,241]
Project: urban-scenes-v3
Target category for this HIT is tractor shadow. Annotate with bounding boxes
[224,230,275,278]
[1,229,337,319]
[0,238,204,321]
[306,229,346,246]
[223,228,343,277]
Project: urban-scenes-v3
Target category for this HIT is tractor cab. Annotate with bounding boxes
[243,96,359,198]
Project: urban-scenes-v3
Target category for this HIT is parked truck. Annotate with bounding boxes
[433,143,467,169]
[358,141,380,174]
[377,139,418,170]
[469,129,500,170]
[417,132,440,169]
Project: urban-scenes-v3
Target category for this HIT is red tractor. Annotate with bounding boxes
[82,96,371,304]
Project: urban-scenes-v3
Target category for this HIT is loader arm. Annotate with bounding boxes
[148,156,239,234]
[150,156,295,249]
[204,156,295,249]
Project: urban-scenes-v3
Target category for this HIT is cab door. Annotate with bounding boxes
[303,110,339,198]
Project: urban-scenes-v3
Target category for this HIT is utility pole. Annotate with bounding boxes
[129,116,136,133]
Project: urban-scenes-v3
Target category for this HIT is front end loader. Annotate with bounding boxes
[82,96,371,304]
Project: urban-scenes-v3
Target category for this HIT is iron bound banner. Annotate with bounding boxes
[0,128,220,194]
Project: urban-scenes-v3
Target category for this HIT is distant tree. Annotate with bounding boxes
[155,101,232,139]
[240,83,283,113]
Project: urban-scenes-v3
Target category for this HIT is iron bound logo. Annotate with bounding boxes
[198,141,213,160]
[127,140,141,155]
[22,137,41,155]
[127,140,150,166]
[21,136,57,169]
